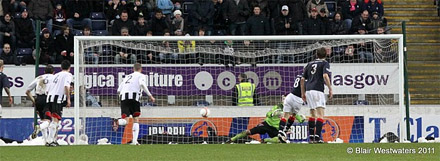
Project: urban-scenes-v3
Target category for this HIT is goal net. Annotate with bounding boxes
[73,35,405,145]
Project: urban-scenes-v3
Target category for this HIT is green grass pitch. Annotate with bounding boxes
[1,143,439,161]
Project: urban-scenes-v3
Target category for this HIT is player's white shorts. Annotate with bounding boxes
[306,90,326,109]
[283,93,303,114]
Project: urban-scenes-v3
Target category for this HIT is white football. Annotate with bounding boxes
[200,107,210,117]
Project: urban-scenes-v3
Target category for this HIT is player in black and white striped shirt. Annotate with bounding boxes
[45,60,73,146]
[26,65,54,141]
[115,63,155,145]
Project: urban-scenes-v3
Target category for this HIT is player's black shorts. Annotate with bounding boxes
[249,121,278,138]
[35,95,50,120]
[45,95,65,120]
[121,99,141,118]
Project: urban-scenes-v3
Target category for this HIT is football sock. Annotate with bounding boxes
[132,123,139,143]
[264,137,280,144]
[315,118,324,140]
[278,117,287,131]
[231,131,247,142]
[48,122,59,143]
[118,119,127,126]
[42,128,48,143]
[308,117,316,138]
[285,116,296,130]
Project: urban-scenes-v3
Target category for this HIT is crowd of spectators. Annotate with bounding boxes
[0,0,389,65]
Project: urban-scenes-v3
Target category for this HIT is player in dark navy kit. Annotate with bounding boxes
[301,47,333,143]
[277,75,306,143]
[0,60,12,118]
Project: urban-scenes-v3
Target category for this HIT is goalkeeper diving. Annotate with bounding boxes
[227,101,305,144]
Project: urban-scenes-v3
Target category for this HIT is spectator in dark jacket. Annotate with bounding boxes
[106,0,128,22]
[351,10,371,34]
[66,0,92,30]
[53,3,66,31]
[0,13,16,50]
[112,10,135,35]
[329,12,348,35]
[149,10,169,36]
[341,0,363,30]
[280,0,307,34]
[303,8,325,35]
[248,0,269,17]
[191,0,215,35]
[274,5,299,35]
[318,8,330,35]
[223,0,250,35]
[0,43,18,65]
[368,11,387,33]
[54,26,74,63]
[129,0,149,21]
[212,0,227,35]
[37,28,55,64]
[274,5,299,63]
[364,0,383,17]
[28,0,54,33]
[134,15,149,36]
[246,5,271,35]
[15,9,34,48]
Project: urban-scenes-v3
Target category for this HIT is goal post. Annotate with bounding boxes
[73,34,406,145]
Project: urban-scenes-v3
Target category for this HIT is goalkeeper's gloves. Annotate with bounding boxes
[272,109,283,118]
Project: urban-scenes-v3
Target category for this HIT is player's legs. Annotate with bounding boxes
[315,107,325,143]
[279,93,295,132]
[230,121,268,143]
[263,126,280,144]
[230,130,251,143]
[279,112,293,132]
[308,109,317,143]
[33,95,51,140]
[307,90,326,143]
[131,117,140,145]
[306,90,318,143]
[117,100,131,126]
[48,102,63,146]
[131,101,141,145]
[117,99,141,145]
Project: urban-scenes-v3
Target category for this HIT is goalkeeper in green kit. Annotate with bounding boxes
[227,102,304,144]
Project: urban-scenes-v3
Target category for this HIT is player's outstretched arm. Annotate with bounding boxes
[323,73,333,100]
[140,78,155,103]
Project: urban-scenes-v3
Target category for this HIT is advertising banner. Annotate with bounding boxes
[2,66,35,96]
[364,115,440,143]
[38,64,397,96]
[2,115,439,144]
